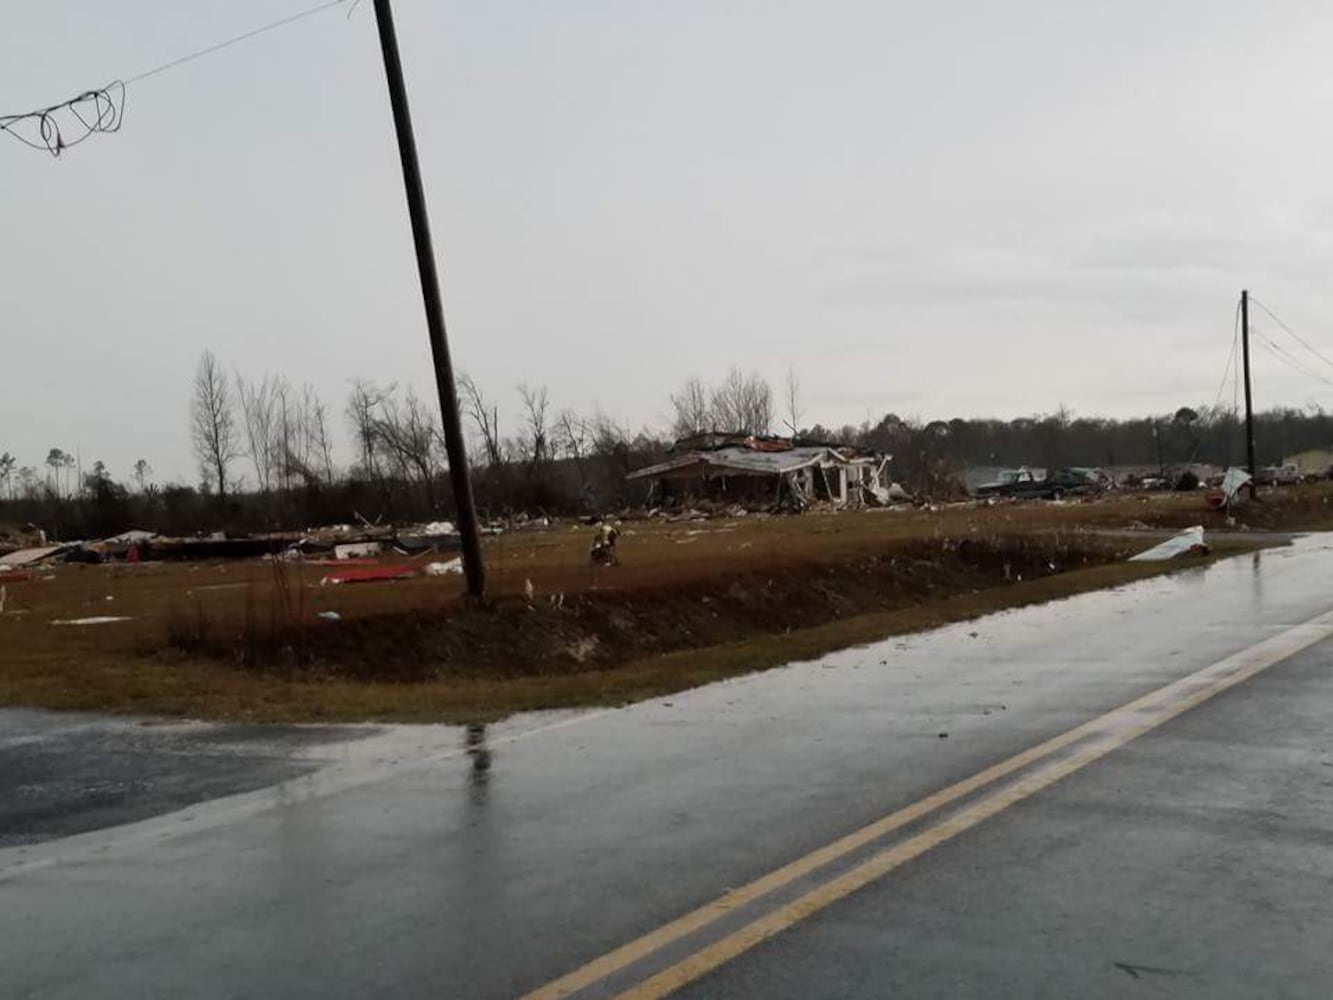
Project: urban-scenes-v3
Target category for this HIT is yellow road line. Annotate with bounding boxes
[616,612,1333,999]
[522,708,1091,998]
[524,609,1333,1000]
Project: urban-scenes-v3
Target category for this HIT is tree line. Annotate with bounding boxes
[815,403,1333,493]
[3,352,1332,539]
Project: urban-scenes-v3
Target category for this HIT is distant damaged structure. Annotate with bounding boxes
[626,433,893,510]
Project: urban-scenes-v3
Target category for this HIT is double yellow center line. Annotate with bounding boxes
[525,609,1333,999]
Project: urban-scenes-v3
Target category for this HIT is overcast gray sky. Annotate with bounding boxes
[6,0,1333,483]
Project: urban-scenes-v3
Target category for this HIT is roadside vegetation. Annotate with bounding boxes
[3,487,1323,722]
[6,352,1333,723]
[5,353,1333,539]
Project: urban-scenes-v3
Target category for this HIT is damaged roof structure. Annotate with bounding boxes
[627,433,892,510]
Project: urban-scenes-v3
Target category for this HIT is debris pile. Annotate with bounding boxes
[0,517,476,570]
[626,433,894,514]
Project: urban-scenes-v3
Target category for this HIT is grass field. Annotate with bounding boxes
[2,485,1327,722]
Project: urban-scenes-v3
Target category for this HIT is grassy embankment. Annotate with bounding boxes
[3,484,1328,722]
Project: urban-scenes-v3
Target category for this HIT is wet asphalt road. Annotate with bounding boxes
[0,714,368,848]
[3,537,1333,998]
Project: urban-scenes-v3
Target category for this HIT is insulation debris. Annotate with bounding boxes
[50,616,133,626]
[423,559,464,576]
[1128,526,1208,562]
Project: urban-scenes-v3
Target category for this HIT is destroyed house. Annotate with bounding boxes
[627,435,890,509]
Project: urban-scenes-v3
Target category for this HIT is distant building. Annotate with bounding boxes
[1281,449,1333,476]
[626,433,891,509]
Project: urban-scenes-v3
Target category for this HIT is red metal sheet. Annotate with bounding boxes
[320,566,416,585]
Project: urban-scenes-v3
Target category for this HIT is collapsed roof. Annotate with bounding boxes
[0,545,67,568]
[626,435,893,509]
[626,445,871,481]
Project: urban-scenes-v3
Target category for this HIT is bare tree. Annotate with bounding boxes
[252,382,330,491]
[710,367,773,435]
[555,409,591,464]
[590,413,630,456]
[191,350,239,499]
[669,377,711,439]
[346,379,392,483]
[132,459,153,494]
[783,368,803,436]
[275,378,296,494]
[45,448,67,498]
[374,387,442,508]
[0,452,14,500]
[236,372,282,496]
[16,466,38,500]
[516,383,551,469]
[458,372,504,468]
[555,408,593,496]
[303,384,336,486]
[43,449,57,497]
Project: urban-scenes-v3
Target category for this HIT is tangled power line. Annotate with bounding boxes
[0,82,125,157]
[0,0,351,158]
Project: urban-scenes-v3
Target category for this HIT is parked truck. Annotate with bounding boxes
[976,466,1108,500]
[1253,464,1302,486]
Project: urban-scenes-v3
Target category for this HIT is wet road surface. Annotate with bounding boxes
[0,713,369,848]
[3,537,1333,998]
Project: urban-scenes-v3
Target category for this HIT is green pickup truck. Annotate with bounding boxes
[976,467,1108,500]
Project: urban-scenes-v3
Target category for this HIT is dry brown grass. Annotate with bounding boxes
[1,483,1320,722]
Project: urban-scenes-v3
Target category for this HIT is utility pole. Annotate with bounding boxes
[372,0,485,598]
[1241,289,1256,481]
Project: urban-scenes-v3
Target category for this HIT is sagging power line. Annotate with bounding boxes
[1256,336,1328,385]
[1209,298,1241,416]
[0,0,351,157]
[1253,331,1333,389]
[1231,289,1333,483]
[1249,295,1333,377]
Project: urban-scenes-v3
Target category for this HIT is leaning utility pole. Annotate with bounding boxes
[372,0,485,598]
[1241,289,1256,481]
